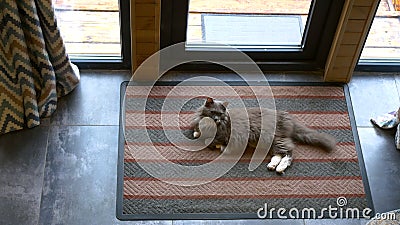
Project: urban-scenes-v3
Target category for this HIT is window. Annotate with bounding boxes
[161,0,345,70]
[53,0,131,68]
[359,0,400,64]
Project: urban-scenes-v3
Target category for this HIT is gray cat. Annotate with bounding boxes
[192,98,230,150]
[191,97,337,173]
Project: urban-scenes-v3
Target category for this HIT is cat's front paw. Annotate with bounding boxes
[275,155,292,174]
[267,162,277,171]
[275,164,288,174]
[267,155,282,171]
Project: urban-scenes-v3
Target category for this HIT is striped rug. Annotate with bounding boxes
[117,82,373,220]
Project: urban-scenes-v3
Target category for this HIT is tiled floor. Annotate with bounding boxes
[1,70,400,225]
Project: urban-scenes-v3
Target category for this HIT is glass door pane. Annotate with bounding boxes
[186,0,313,48]
[160,0,344,70]
[53,0,121,57]
[360,0,400,61]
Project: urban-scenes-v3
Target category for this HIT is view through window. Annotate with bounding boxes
[360,0,400,61]
[53,0,121,58]
[186,0,313,48]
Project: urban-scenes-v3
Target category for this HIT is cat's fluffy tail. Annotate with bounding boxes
[292,120,337,151]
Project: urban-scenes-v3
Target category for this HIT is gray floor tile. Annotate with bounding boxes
[304,219,365,225]
[50,70,131,126]
[392,73,400,100]
[38,124,172,225]
[119,221,173,225]
[348,75,400,127]
[0,126,49,225]
[39,126,123,225]
[2,71,400,225]
[357,127,400,214]
[173,219,304,225]
[267,72,324,82]
[41,118,51,126]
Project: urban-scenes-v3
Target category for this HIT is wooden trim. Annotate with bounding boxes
[345,20,365,33]
[337,44,358,57]
[131,0,161,72]
[154,0,160,49]
[131,0,137,71]
[349,6,371,19]
[341,32,363,45]
[324,0,380,82]
[135,4,157,17]
[354,0,374,7]
[347,0,380,81]
[324,0,354,82]
[136,17,156,30]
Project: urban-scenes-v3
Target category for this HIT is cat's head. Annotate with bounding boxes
[199,97,229,124]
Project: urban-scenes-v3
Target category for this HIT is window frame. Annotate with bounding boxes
[160,0,345,71]
[67,0,131,69]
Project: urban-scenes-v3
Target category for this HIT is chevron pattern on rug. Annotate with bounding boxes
[117,82,373,220]
[0,0,79,134]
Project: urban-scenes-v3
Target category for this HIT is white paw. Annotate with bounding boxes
[220,145,226,152]
[193,132,200,138]
[267,162,277,170]
[275,163,288,173]
[275,156,292,174]
[267,155,282,171]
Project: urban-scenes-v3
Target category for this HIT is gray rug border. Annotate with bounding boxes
[116,81,375,221]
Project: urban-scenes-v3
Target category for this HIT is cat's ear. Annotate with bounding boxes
[205,97,214,107]
[222,101,229,108]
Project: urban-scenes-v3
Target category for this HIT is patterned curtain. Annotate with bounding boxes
[0,0,80,134]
